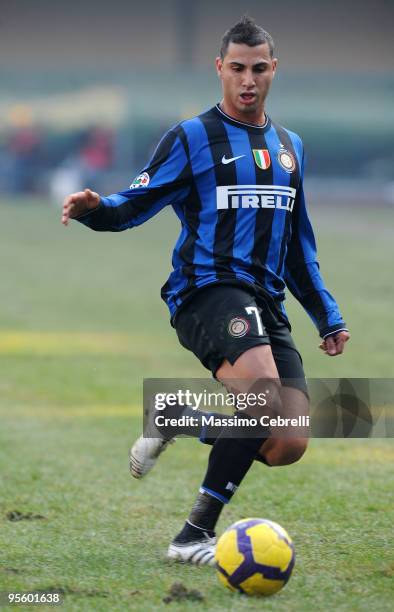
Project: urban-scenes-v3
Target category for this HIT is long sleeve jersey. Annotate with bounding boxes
[76,104,346,339]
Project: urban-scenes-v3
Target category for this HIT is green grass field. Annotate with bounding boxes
[0,199,393,611]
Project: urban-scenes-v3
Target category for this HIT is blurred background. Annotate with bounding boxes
[1,0,393,202]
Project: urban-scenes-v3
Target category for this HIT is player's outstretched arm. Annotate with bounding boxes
[60,128,191,232]
[62,189,100,226]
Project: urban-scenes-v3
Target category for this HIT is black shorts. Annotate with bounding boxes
[174,284,308,396]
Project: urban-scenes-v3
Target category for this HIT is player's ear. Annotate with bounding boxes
[272,58,278,77]
[215,56,223,78]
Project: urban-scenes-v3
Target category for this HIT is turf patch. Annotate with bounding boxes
[6,510,46,522]
[162,582,205,604]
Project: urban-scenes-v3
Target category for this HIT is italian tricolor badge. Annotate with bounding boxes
[252,149,271,170]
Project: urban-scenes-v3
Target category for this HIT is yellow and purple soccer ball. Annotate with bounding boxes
[215,518,295,596]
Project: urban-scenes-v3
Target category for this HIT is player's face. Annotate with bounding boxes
[216,42,277,124]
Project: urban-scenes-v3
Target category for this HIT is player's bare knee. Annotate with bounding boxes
[222,376,281,421]
[287,438,308,463]
[245,377,282,419]
[265,438,308,466]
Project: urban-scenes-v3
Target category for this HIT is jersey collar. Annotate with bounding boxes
[214,103,271,133]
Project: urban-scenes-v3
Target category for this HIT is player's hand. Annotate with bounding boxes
[319,331,350,356]
[61,188,100,226]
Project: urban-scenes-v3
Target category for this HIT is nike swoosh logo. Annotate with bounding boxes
[221,154,245,165]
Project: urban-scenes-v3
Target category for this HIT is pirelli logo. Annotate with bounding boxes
[216,185,296,211]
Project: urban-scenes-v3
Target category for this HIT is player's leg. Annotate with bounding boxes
[257,386,309,466]
[168,349,309,565]
[257,326,310,466]
[130,286,309,471]
[197,343,282,503]
[130,285,266,479]
[169,347,282,565]
[162,320,310,467]
[168,286,278,564]
[169,291,311,564]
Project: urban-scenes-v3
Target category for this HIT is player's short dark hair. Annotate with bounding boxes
[220,16,274,60]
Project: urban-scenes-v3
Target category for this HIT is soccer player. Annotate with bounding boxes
[62,17,350,566]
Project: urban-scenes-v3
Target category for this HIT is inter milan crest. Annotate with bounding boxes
[277,148,296,173]
[130,171,150,189]
[252,149,271,170]
[228,317,250,338]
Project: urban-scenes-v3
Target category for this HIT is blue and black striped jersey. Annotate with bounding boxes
[76,104,346,338]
